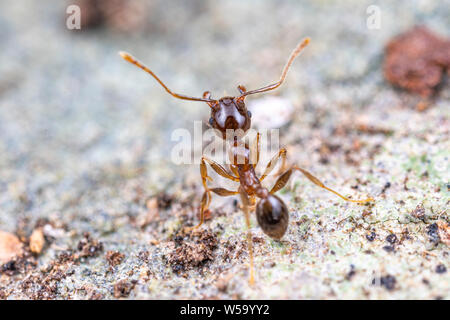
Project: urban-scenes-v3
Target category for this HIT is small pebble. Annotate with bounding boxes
[0,231,24,264]
[29,228,45,254]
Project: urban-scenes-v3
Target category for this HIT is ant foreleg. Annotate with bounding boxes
[259,147,287,181]
[202,156,240,182]
[187,157,240,231]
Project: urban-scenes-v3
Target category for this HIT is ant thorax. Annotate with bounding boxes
[227,138,255,166]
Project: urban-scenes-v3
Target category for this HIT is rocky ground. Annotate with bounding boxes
[0,0,448,299]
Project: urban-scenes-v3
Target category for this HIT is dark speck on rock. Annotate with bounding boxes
[410,204,426,220]
[426,223,440,244]
[366,232,376,241]
[346,264,356,280]
[372,275,396,290]
[435,264,446,274]
[383,245,395,253]
[386,234,398,244]
[381,182,391,193]
[174,235,184,247]
[138,250,149,263]
[157,193,173,210]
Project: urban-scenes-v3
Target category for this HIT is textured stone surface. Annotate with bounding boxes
[0,0,448,299]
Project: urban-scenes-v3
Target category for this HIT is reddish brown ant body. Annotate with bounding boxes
[120,38,374,284]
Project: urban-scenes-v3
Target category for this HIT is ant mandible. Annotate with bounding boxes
[119,37,374,285]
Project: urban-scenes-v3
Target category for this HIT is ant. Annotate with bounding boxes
[119,37,374,285]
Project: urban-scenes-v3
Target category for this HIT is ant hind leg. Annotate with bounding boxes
[265,149,374,203]
[269,165,374,203]
[240,188,255,285]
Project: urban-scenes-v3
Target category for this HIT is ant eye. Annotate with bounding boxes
[209,117,214,125]
[247,110,252,118]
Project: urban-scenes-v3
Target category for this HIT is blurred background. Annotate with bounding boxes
[0,0,448,299]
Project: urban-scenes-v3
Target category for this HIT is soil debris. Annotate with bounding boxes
[76,233,104,259]
[167,229,218,275]
[0,231,24,264]
[106,251,125,267]
[410,204,426,220]
[113,279,137,298]
[137,197,160,228]
[384,26,450,97]
[74,0,149,32]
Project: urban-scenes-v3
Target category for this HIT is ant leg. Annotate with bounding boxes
[292,166,374,203]
[188,157,240,231]
[187,159,213,231]
[269,165,374,203]
[260,148,287,181]
[229,164,239,177]
[240,188,255,285]
[202,156,240,182]
[210,187,239,196]
[269,168,293,194]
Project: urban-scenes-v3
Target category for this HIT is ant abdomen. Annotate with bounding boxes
[256,194,289,239]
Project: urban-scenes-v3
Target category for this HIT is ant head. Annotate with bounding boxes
[206,90,251,140]
[256,194,289,239]
[120,38,310,141]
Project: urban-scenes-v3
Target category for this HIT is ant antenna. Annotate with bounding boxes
[239,37,310,98]
[119,51,216,104]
